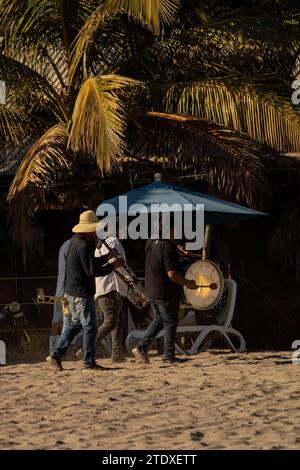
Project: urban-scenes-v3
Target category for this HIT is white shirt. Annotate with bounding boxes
[95,237,128,298]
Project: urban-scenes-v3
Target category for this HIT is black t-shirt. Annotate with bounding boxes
[145,239,181,299]
[65,234,113,298]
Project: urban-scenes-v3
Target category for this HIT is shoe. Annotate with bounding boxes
[132,346,149,364]
[46,355,63,371]
[82,362,109,371]
[111,355,127,363]
[75,348,83,360]
[162,356,187,364]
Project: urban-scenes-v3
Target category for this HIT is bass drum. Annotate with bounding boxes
[183,259,224,310]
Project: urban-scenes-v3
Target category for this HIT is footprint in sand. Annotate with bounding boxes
[190,431,204,441]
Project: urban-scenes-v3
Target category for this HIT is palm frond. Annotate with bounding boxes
[68,74,140,174]
[0,0,62,64]
[101,0,180,32]
[7,123,71,266]
[156,80,300,153]
[0,0,99,59]
[77,13,155,78]
[0,106,33,156]
[69,0,180,82]
[140,16,300,83]
[130,111,269,208]
[0,54,68,121]
[173,0,233,28]
[7,124,70,201]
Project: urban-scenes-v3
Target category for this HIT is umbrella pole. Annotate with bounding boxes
[202,225,213,260]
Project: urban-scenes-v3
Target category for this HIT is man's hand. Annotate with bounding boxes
[107,248,119,260]
[113,258,125,269]
[185,279,198,290]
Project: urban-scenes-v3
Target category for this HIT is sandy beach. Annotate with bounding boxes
[1,350,300,450]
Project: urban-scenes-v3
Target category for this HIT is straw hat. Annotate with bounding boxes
[72,210,99,233]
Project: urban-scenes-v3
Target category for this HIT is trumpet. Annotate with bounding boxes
[36,288,70,315]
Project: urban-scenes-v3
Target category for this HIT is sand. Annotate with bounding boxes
[1,350,300,450]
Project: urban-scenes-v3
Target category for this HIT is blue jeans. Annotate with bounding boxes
[52,296,97,366]
[138,298,180,360]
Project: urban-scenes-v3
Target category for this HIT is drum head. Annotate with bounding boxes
[183,260,224,310]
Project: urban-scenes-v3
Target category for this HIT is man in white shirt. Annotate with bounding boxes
[94,237,128,362]
[76,236,128,363]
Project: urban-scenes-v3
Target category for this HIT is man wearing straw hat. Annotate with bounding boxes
[46,210,124,371]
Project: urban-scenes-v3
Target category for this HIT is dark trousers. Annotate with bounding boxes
[138,297,180,360]
[96,290,124,357]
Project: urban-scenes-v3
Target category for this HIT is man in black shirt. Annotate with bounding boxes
[46,210,123,371]
[132,220,197,364]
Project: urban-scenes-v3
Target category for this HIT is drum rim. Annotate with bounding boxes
[183,259,224,310]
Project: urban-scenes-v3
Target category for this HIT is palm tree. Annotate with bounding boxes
[1,0,300,264]
[0,0,180,262]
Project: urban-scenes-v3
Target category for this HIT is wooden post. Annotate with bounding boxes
[202,225,212,260]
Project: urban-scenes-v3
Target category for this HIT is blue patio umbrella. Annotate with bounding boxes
[96,174,267,224]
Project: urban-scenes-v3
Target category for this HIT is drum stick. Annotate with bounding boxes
[195,283,218,290]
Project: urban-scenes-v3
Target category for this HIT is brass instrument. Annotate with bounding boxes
[36,288,70,316]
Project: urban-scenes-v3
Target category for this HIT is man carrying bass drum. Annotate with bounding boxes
[132,216,197,364]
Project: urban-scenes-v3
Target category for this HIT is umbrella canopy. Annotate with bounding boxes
[96,174,267,224]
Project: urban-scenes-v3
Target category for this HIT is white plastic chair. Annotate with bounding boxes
[125,279,246,354]
[0,340,6,365]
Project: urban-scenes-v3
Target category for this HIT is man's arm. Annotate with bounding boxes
[167,270,197,289]
[162,243,197,289]
[78,244,113,277]
[93,259,113,277]
[93,241,124,276]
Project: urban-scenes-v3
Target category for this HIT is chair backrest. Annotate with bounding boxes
[216,278,237,327]
[0,340,6,365]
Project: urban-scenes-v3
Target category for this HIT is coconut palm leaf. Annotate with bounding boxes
[130,111,269,208]
[172,0,233,29]
[6,123,70,265]
[76,13,155,78]
[69,0,180,82]
[0,0,63,65]
[68,74,140,174]
[140,16,300,83]
[7,124,70,200]
[0,106,32,156]
[0,54,68,121]
[101,0,180,32]
[0,0,99,59]
[157,80,300,153]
